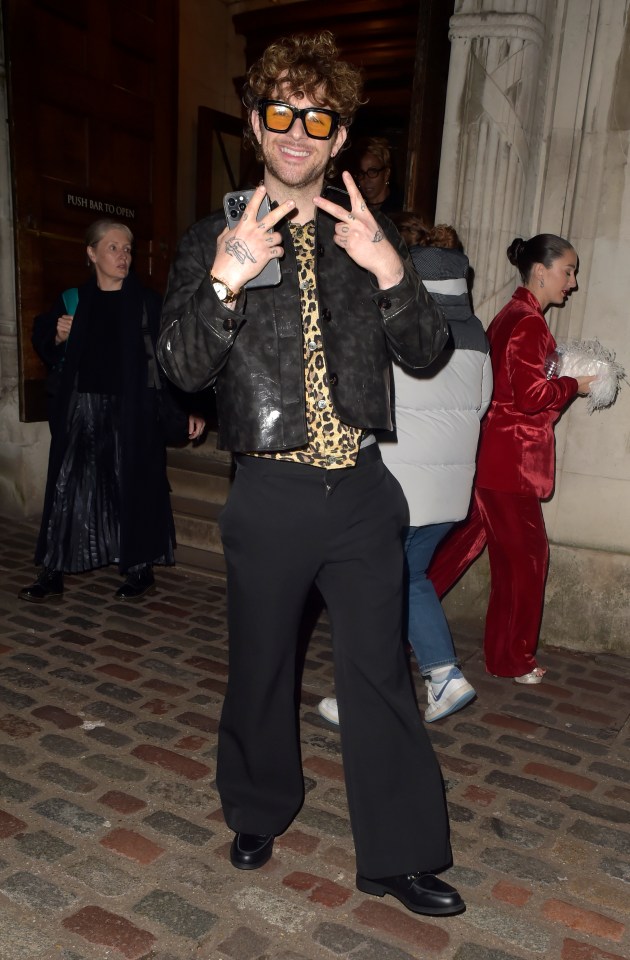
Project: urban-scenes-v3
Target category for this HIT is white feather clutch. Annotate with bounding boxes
[545,339,626,413]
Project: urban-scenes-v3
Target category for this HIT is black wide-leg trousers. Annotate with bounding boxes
[216,448,451,878]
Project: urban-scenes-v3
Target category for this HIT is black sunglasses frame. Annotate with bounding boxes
[354,166,386,180]
[257,99,341,140]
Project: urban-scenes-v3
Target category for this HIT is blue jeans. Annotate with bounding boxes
[403,523,457,676]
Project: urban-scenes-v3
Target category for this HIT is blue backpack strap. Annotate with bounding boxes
[62,287,79,316]
[46,288,77,392]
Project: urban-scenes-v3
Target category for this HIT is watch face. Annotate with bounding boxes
[213,281,228,301]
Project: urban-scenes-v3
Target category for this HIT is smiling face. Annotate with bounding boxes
[251,85,347,198]
[87,228,132,290]
[532,248,578,309]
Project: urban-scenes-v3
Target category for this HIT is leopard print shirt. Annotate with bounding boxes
[255,220,361,469]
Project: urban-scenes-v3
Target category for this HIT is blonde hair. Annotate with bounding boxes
[85,219,133,249]
[355,136,391,169]
[85,219,133,269]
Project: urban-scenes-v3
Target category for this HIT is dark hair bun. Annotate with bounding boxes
[507,237,526,266]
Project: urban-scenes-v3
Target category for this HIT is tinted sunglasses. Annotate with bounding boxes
[258,100,341,140]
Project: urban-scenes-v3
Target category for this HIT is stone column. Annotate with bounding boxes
[436,1,554,323]
[534,0,630,646]
[435,0,630,655]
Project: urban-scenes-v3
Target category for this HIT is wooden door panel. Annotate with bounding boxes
[90,127,153,197]
[4,0,178,421]
[35,8,88,66]
[112,47,153,98]
[39,0,87,20]
[37,108,88,184]
[196,108,254,222]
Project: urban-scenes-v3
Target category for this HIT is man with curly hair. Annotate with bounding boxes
[158,31,464,917]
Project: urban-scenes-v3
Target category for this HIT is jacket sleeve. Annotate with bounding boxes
[371,216,448,370]
[507,314,578,413]
[157,220,247,393]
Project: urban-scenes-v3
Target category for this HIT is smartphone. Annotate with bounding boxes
[223,189,282,289]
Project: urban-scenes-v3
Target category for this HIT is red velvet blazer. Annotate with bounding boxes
[476,287,578,499]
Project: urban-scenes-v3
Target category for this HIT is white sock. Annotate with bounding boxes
[430,665,457,685]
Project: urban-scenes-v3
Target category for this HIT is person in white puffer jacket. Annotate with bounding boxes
[319,219,493,725]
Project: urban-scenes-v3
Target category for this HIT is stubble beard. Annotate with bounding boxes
[261,139,330,193]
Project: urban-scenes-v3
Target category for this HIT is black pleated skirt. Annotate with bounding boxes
[41,392,174,574]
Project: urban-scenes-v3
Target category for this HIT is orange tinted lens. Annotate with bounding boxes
[303,110,333,138]
[264,104,293,131]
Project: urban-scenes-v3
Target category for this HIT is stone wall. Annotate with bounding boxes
[436,0,630,653]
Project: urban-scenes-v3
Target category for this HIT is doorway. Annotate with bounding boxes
[194,1,453,220]
[3,0,179,422]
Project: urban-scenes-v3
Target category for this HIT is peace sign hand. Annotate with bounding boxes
[313,171,404,289]
[211,184,294,298]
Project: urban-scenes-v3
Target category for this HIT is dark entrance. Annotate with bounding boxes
[195,1,453,223]
[3,0,179,422]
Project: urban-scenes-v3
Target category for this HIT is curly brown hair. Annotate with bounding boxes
[242,31,364,162]
[388,212,429,248]
[424,224,463,251]
[388,214,465,252]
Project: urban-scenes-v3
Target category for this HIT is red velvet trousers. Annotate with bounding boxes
[428,487,549,677]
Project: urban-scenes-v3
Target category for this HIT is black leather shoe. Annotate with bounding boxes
[356,871,465,916]
[19,570,64,604]
[114,566,155,601]
[230,832,274,870]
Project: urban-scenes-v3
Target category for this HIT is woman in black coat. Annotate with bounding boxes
[20,219,204,603]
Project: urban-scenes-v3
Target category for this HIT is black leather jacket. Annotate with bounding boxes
[158,188,447,452]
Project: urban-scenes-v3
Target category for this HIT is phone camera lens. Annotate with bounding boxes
[229,210,238,219]
[238,202,246,212]
[227,197,236,207]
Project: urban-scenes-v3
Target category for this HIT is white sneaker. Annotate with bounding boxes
[425,668,476,723]
[318,697,339,725]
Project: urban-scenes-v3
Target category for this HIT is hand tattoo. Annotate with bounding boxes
[372,230,383,243]
[226,237,256,264]
[360,202,366,211]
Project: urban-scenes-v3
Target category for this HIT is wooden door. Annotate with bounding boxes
[3,0,179,421]
[195,107,260,222]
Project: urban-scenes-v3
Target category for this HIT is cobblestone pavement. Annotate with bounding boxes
[1,518,629,960]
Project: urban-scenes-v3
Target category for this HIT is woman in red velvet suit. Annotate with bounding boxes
[429,234,595,683]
